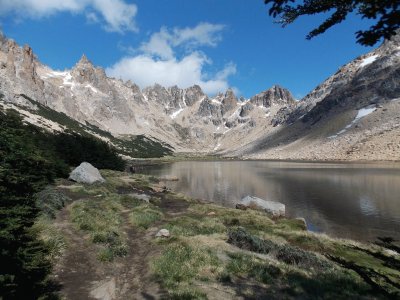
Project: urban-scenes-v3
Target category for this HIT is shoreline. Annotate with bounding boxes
[42,170,400,298]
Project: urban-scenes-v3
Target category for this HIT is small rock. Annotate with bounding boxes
[155,229,170,238]
[235,204,248,210]
[129,193,151,203]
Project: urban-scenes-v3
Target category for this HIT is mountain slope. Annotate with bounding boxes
[228,33,400,161]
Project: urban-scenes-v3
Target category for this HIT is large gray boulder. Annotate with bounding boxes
[69,162,105,184]
[238,196,285,217]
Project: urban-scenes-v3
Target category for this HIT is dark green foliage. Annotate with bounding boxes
[227,227,276,254]
[52,132,125,170]
[265,0,400,46]
[35,187,71,219]
[0,110,63,299]
[227,227,330,271]
[114,135,173,158]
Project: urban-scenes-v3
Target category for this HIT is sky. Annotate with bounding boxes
[0,0,377,98]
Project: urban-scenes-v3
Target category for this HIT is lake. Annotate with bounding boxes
[141,160,400,242]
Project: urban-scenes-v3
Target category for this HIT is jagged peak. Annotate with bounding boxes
[73,54,95,70]
[79,54,90,64]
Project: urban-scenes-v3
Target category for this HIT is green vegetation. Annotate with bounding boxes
[0,107,127,298]
[0,109,66,298]
[153,242,220,298]
[115,135,173,158]
[70,197,128,262]
[129,204,163,229]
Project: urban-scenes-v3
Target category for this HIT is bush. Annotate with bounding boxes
[35,187,71,218]
[227,227,276,254]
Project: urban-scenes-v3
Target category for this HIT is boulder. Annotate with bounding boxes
[238,196,285,217]
[69,162,105,184]
[155,229,170,238]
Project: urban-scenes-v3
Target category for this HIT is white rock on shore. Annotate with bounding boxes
[238,196,285,217]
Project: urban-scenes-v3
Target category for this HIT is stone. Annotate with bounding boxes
[238,196,285,217]
[155,229,170,238]
[129,193,151,203]
[235,203,248,211]
[69,162,105,184]
[295,217,308,230]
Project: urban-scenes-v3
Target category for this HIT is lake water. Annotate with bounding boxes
[141,160,400,242]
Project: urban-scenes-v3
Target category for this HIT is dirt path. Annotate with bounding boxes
[51,181,191,300]
[52,205,102,300]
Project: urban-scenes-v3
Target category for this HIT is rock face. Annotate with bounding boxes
[69,162,105,184]
[239,196,285,217]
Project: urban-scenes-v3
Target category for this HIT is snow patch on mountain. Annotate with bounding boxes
[328,106,377,139]
[359,55,379,68]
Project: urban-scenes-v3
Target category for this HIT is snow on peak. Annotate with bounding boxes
[359,55,379,68]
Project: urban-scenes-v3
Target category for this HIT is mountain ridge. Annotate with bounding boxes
[1,31,399,160]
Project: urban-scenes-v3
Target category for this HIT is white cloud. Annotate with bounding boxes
[0,0,138,33]
[108,23,236,95]
[139,23,225,59]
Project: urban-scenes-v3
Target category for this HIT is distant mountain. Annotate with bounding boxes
[229,31,400,161]
[0,31,399,160]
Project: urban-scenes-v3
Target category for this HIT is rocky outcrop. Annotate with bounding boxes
[221,89,238,115]
[69,162,105,184]
[250,85,295,108]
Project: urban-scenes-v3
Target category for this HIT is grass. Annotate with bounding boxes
[165,215,226,236]
[31,215,67,262]
[69,198,127,262]
[129,204,163,229]
[153,242,222,297]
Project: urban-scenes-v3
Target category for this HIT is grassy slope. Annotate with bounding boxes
[36,171,400,299]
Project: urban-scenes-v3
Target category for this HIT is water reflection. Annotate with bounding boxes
[142,161,400,242]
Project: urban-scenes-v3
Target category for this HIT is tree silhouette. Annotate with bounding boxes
[265,0,400,46]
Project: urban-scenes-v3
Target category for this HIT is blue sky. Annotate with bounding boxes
[0,0,376,98]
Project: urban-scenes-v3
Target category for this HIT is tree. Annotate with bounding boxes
[264,0,400,46]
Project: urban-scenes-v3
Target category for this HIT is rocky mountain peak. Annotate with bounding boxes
[77,54,91,65]
[70,54,109,91]
[250,85,295,108]
[221,88,238,115]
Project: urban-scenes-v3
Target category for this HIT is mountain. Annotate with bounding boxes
[228,33,400,161]
[0,31,399,160]
[0,32,296,154]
